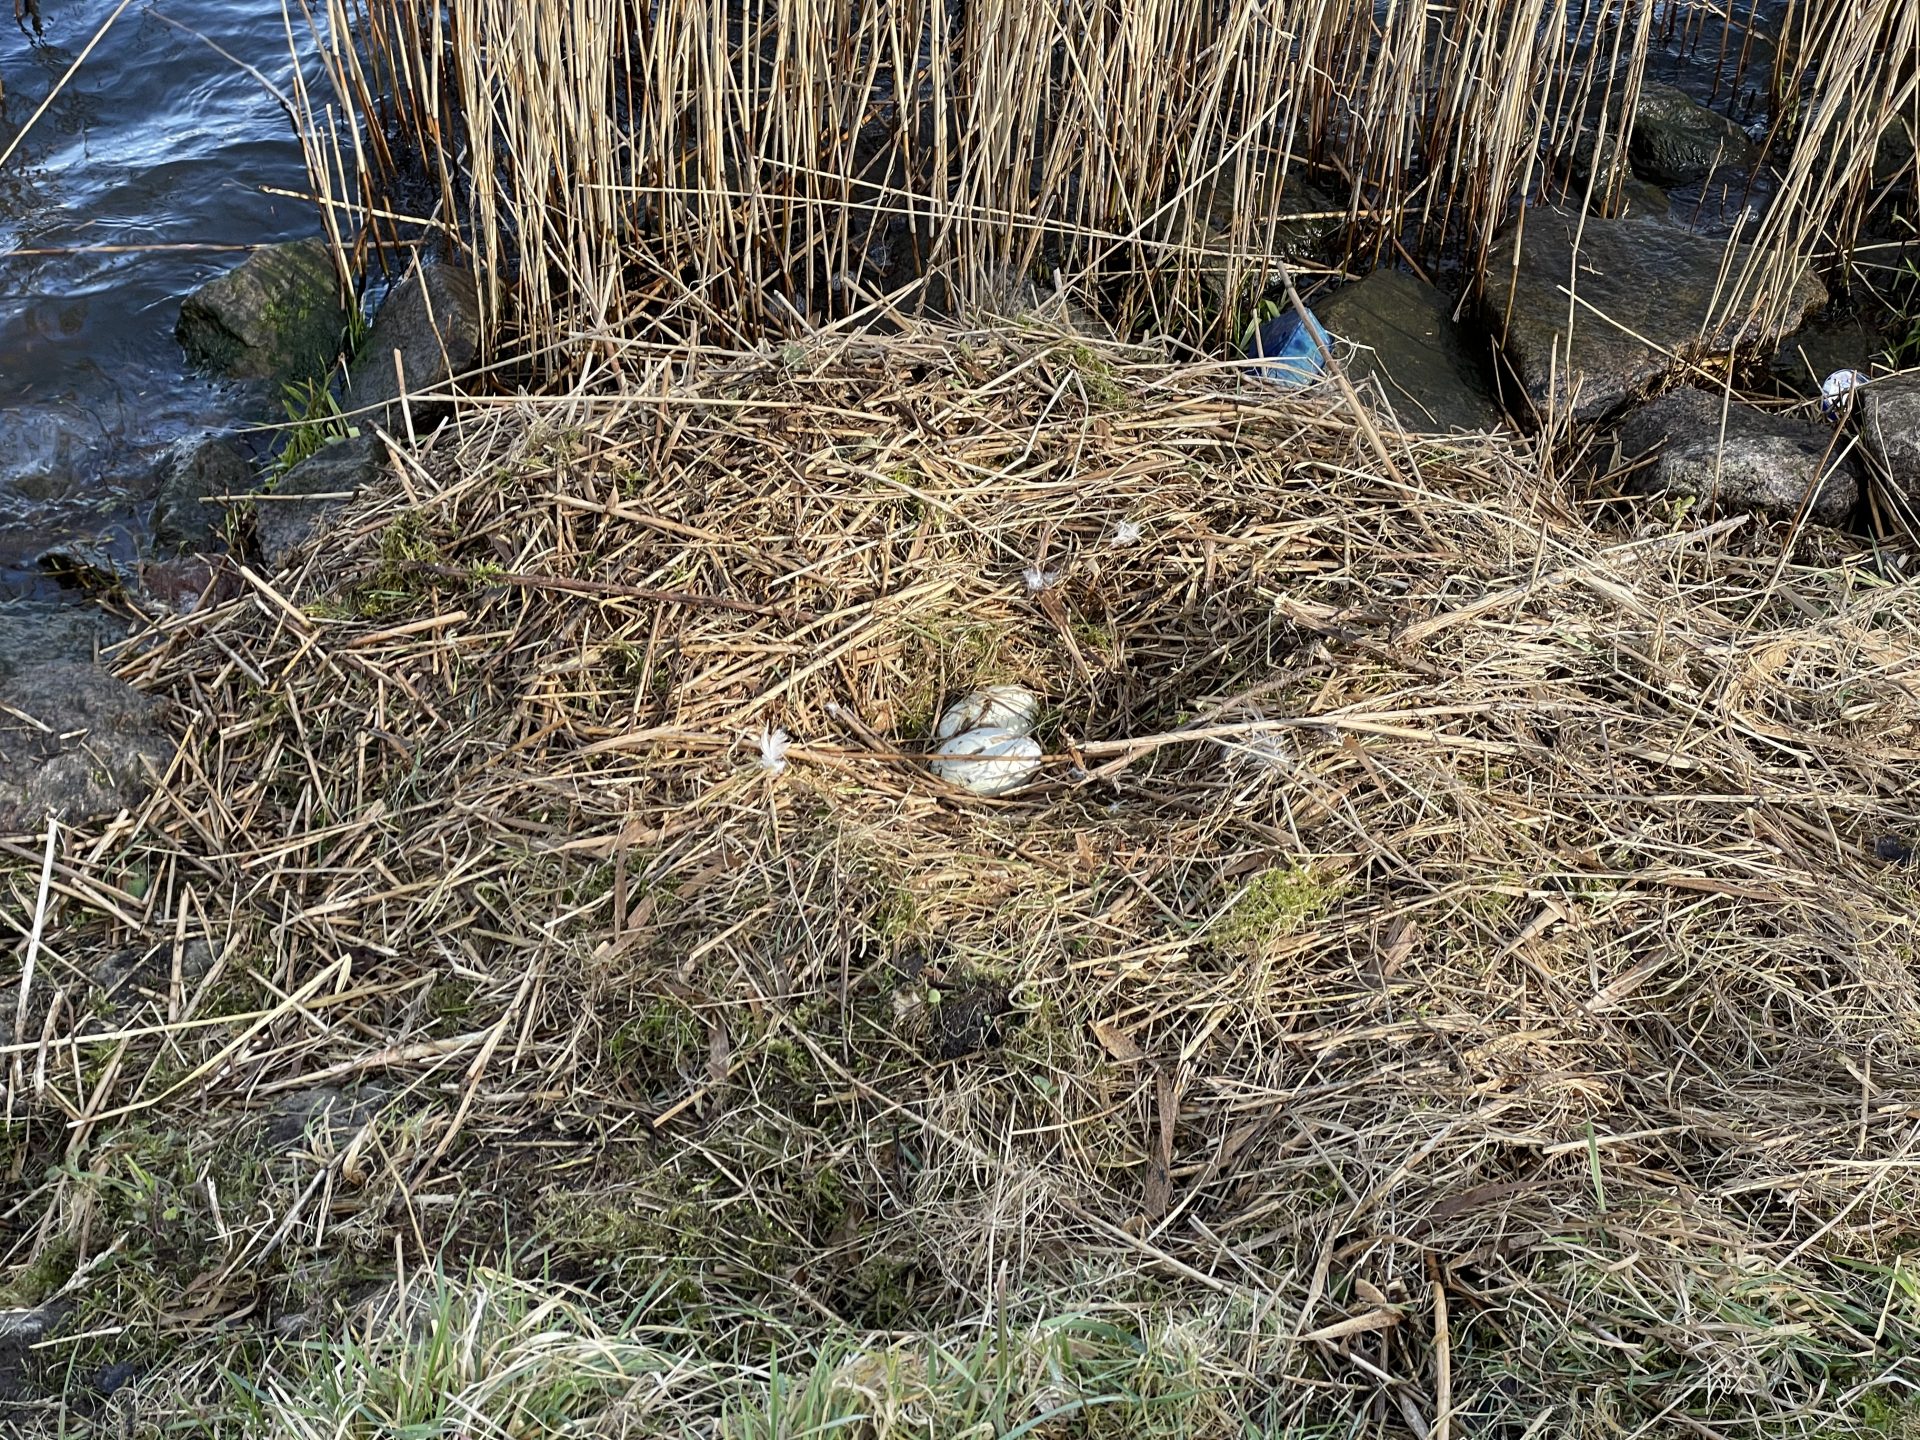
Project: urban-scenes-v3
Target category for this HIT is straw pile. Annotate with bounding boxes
[8,323,1920,1433]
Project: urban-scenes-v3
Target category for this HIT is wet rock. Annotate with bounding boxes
[343,261,482,430]
[1665,169,1774,239]
[1860,375,1920,501]
[0,602,121,680]
[0,663,174,831]
[1566,82,1754,199]
[1319,270,1503,432]
[1627,81,1757,187]
[1768,316,1885,397]
[1564,123,1627,197]
[1480,206,1826,422]
[257,433,383,570]
[1567,150,1669,219]
[1613,176,1670,221]
[153,435,253,552]
[1614,386,1856,525]
[175,237,348,386]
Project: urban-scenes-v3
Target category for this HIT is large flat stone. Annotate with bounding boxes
[1615,386,1856,525]
[1319,270,1503,432]
[1481,207,1826,423]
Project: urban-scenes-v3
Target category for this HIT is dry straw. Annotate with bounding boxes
[8,323,1920,1431]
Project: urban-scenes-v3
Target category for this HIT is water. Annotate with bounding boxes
[0,0,321,586]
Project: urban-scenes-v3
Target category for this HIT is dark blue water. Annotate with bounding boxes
[0,0,321,578]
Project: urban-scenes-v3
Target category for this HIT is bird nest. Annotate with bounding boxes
[8,323,1920,1434]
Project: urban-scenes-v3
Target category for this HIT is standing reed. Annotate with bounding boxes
[289,0,1916,365]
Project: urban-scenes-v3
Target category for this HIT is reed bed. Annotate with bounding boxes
[5,323,1920,1433]
[292,0,1918,358]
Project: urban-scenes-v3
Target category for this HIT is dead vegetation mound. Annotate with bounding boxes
[7,326,1920,1434]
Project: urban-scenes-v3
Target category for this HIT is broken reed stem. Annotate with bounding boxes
[6,817,58,1116]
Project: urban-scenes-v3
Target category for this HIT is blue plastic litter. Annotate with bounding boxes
[1246,307,1331,386]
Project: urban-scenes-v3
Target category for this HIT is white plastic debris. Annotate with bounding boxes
[934,684,1041,742]
[930,726,1043,796]
[1110,519,1143,546]
[1022,566,1060,595]
[1821,368,1869,420]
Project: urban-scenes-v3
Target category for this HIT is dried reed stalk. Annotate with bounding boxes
[283,0,1917,361]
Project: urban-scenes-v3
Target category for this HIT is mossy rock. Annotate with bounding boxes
[175,238,349,386]
[1565,82,1756,192]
